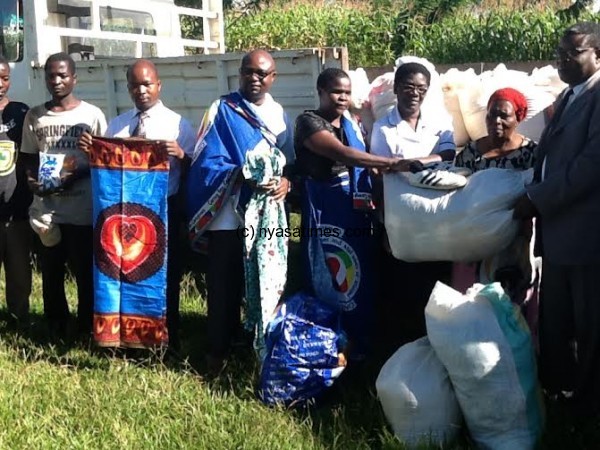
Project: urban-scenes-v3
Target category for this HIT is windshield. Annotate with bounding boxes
[0,0,23,61]
[46,0,158,59]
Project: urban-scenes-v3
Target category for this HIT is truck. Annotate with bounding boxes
[1,0,348,127]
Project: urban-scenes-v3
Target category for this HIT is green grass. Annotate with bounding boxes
[0,249,409,450]
[0,237,598,449]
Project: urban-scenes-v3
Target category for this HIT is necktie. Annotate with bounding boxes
[132,111,148,138]
[536,88,574,181]
[550,88,574,127]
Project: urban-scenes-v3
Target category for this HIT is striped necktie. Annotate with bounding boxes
[132,111,148,138]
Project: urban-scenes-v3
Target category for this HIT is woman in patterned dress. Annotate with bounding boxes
[453,87,540,339]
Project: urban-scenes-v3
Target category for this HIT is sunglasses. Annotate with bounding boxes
[240,67,275,81]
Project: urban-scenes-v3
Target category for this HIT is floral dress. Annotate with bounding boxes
[455,138,536,172]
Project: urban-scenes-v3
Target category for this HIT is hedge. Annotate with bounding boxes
[224,4,597,67]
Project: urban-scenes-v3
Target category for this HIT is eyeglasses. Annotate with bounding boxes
[554,47,595,60]
[239,67,275,81]
[398,83,428,96]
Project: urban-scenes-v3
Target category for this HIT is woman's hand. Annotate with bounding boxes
[389,158,425,173]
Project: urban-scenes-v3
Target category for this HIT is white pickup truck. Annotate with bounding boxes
[1,0,348,126]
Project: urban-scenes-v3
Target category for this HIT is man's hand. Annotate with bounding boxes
[26,170,54,197]
[513,194,538,220]
[78,131,93,153]
[258,177,290,202]
[59,156,87,190]
[159,140,185,160]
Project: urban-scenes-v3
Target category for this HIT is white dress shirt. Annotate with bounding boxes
[106,101,196,196]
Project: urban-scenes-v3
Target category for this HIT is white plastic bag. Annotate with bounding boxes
[376,337,462,448]
[425,282,543,450]
[440,68,477,148]
[384,168,531,262]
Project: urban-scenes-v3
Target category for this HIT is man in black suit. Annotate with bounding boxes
[514,21,600,417]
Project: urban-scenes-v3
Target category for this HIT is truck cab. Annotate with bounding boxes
[0,0,224,109]
[0,0,346,127]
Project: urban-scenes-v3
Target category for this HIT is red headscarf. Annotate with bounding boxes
[487,88,528,122]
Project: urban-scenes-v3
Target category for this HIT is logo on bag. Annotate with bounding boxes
[321,225,360,311]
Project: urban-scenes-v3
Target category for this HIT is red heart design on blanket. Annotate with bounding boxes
[94,202,166,284]
[101,214,158,274]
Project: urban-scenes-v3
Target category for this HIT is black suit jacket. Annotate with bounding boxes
[527,70,600,265]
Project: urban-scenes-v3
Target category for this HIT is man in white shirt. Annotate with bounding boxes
[80,59,195,350]
[187,50,294,371]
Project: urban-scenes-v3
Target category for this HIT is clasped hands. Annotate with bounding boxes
[371,158,425,177]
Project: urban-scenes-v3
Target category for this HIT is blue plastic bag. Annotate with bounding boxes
[258,292,347,406]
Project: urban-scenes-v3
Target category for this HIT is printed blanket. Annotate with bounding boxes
[187,92,267,248]
[90,137,169,348]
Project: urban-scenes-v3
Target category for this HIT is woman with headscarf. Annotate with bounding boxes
[455,87,536,171]
[453,87,539,338]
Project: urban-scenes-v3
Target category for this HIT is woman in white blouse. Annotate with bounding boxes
[370,62,456,354]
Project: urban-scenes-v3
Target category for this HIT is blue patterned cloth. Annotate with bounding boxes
[90,137,169,348]
[187,92,274,247]
[301,113,375,358]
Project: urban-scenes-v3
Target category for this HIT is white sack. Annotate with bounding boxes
[376,337,462,448]
[349,68,376,144]
[384,168,532,262]
[348,68,371,111]
[440,68,477,148]
[425,282,543,450]
[368,72,396,122]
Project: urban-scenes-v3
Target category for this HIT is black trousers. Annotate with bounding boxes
[166,195,181,348]
[206,229,244,358]
[539,260,600,413]
[375,243,452,358]
[0,219,32,320]
[39,224,93,333]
